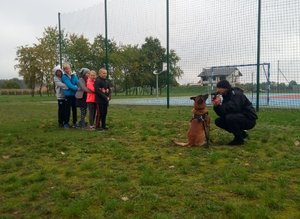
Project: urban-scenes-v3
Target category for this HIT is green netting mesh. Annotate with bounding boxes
[60,0,300,108]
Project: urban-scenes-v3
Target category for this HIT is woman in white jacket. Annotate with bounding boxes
[53,65,68,128]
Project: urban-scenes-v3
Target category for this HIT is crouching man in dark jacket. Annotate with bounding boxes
[212,80,257,145]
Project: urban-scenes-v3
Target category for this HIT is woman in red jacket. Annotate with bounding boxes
[86,70,97,130]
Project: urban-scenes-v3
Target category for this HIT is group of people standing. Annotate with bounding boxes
[53,63,111,131]
[54,64,257,145]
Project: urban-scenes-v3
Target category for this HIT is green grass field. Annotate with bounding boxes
[0,96,299,218]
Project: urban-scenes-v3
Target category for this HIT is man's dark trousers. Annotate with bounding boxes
[215,113,256,139]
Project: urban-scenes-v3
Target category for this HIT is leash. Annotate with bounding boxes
[202,116,210,148]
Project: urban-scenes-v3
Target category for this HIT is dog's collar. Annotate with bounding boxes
[191,112,209,122]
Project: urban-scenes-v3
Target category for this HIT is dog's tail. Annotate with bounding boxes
[172,139,190,147]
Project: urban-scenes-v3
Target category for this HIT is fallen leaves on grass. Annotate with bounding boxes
[2,155,10,160]
[121,196,129,201]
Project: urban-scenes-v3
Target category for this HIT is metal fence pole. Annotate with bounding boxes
[58,12,62,68]
[166,0,170,108]
[104,0,109,76]
[256,0,262,112]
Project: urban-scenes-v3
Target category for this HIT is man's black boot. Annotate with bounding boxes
[242,130,248,139]
[228,136,244,146]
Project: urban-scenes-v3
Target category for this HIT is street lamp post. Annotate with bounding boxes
[153,63,167,97]
[153,72,160,97]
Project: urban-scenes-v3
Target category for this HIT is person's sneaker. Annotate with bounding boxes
[78,121,87,128]
[242,131,249,139]
[64,123,70,129]
[89,126,95,130]
[228,138,244,146]
[72,123,79,128]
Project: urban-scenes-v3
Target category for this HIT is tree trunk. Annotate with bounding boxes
[31,88,35,97]
[113,83,117,96]
[39,83,43,96]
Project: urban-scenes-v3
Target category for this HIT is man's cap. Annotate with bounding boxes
[216,80,232,89]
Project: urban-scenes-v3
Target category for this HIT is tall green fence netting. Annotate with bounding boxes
[60,0,300,108]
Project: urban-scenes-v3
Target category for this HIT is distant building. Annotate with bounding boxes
[292,84,300,92]
[197,67,242,86]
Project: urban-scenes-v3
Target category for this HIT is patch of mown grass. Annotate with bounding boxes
[0,96,300,218]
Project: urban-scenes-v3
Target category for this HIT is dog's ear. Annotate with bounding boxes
[203,94,209,101]
[190,96,196,101]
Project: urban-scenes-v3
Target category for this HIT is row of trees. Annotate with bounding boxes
[239,80,299,93]
[0,78,26,89]
[15,27,183,96]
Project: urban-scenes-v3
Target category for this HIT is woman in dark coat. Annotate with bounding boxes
[75,68,91,128]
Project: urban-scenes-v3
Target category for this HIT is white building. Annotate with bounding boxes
[198,67,242,86]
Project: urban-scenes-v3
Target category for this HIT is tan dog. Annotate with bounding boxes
[172,94,210,147]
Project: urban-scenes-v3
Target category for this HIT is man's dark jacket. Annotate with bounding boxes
[213,87,257,121]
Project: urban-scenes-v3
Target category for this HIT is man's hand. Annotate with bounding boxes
[212,95,222,106]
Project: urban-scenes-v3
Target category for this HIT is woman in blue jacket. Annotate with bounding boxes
[61,63,78,128]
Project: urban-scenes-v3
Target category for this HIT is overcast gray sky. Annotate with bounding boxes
[1,0,299,85]
[0,0,99,79]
